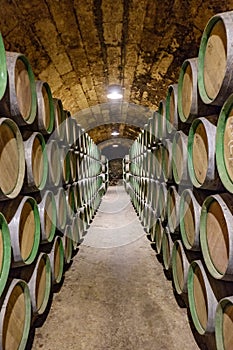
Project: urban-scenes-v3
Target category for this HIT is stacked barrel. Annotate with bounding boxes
[124,10,233,350]
[0,35,107,349]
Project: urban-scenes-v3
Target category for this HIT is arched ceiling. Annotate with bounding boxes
[0,0,232,148]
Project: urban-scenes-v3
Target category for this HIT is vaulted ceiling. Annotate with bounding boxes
[0,0,232,155]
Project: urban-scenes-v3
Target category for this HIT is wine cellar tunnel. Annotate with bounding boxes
[0,1,233,350]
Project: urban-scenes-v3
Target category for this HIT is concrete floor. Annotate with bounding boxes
[31,185,201,350]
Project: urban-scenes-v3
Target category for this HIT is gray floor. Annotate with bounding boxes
[32,185,200,350]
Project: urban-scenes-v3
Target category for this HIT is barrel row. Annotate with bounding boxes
[0,33,109,349]
[0,120,105,201]
[0,34,101,160]
[124,9,233,350]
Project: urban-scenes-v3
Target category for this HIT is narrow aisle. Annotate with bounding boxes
[32,185,199,350]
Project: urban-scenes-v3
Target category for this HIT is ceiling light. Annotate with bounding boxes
[112,144,119,148]
[111,131,120,136]
[107,84,123,100]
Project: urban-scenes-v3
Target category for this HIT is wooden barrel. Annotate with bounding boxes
[179,188,207,251]
[32,81,54,134]
[0,196,40,266]
[172,240,190,295]
[166,84,179,135]
[188,260,218,334]
[70,119,78,150]
[172,240,200,298]
[37,190,57,243]
[187,260,233,335]
[151,218,163,254]
[200,193,233,281]
[150,179,160,212]
[216,93,233,193]
[64,116,74,148]
[28,252,51,316]
[215,296,233,350]
[172,130,190,185]
[54,187,67,231]
[158,99,167,140]
[22,131,48,193]
[162,227,173,271]
[158,182,168,223]
[0,214,11,297]
[48,236,64,285]
[66,184,76,220]
[71,214,81,250]
[178,57,218,123]
[0,118,25,200]
[154,145,163,181]
[162,138,173,183]
[198,11,233,106]
[167,185,181,234]
[0,34,7,100]
[0,279,31,350]
[53,98,65,142]
[188,116,223,190]
[62,225,73,265]
[1,52,37,125]
[60,145,70,185]
[46,139,61,187]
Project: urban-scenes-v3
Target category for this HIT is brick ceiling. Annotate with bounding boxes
[0,0,232,153]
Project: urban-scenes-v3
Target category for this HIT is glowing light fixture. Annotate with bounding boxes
[107,84,123,100]
[111,131,120,136]
[112,144,119,148]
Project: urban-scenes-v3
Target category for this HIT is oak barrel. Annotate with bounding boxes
[22,131,48,193]
[54,187,67,231]
[0,118,25,200]
[0,196,40,266]
[62,225,73,265]
[172,130,190,185]
[0,279,31,350]
[1,52,37,125]
[33,81,54,134]
[188,260,218,334]
[0,214,11,297]
[216,93,233,193]
[179,188,207,251]
[37,190,57,243]
[166,84,178,135]
[28,252,51,316]
[187,116,223,190]
[167,185,181,234]
[198,11,233,106]
[215,296,233,350]
[200,193,233,280]
[46,139,61,187]
[48,236,64,285]
[53,98,65,142]
[178,57,218,123]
